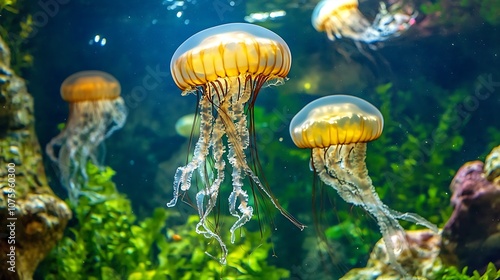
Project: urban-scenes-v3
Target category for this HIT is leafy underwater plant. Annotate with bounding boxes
[37,163,290,280]
[433,263,500,280]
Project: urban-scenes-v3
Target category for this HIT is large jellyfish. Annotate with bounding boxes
[312,0,417,44]
[46,70,127,204]
[167,23,304,263]
[289,95,437,277]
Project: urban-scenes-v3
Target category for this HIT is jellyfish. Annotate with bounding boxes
[46,70,127,204]
[311,0,417,44]
[175,113,200,138]
[167,23,304,263]
[289,95,437,277]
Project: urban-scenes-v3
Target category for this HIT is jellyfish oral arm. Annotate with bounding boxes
[222,86,255,243]
[167,95,214,208]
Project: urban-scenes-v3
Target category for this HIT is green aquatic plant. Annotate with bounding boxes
[324,219,372,266]
[133,214,290,280]
[0,0,34,73]
[38,163,289,279]
[39,163,156,279]
[1,0,18,13]
[433,263,500,280]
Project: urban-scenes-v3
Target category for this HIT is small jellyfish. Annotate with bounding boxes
[175,113,200,138]
[46,70,127,204]
[168,23,304,263]
[312,0,417,44]
[289,95,437,277]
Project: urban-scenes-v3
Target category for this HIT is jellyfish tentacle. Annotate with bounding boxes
[58,142,81,203]
[218,77,304,232]
[227,162,253,244]
[194,102,229,264]
[389,209,439,233]
[46,132,66,162]
[103,98,127,138]
[314,146,360,204]
[215,80,254,243]
[371,205,410,278]
[232,77,250,149]
[167,93,213,207]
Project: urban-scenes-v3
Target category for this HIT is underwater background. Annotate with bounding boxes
[1,0,500,279]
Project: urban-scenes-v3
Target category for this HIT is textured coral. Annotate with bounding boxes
[0,35,72,279]
[440,145,500,272]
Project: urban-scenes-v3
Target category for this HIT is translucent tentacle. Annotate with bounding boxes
[103,98,127,138]
[221,83,254,243]
[389,209,439,233]
[194,109,228,264]
[167,95,213,207]
[221,104,304,231]
[45,131,67,162]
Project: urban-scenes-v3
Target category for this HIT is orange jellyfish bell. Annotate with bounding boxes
[60,70,121,102]
[290,95,384,148]
[170,22,291,93]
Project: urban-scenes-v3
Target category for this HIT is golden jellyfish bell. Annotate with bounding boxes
[290,95,383,148]
[170,23,291,92]
[61,70,121,102]
[311,0,359,32]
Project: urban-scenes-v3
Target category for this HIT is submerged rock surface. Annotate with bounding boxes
[0,36,72,279]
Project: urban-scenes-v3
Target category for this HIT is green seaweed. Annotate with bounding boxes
[433,263,500,280]
[369,81,466,227]
[38,163,289,280]
[324,219,372,266]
